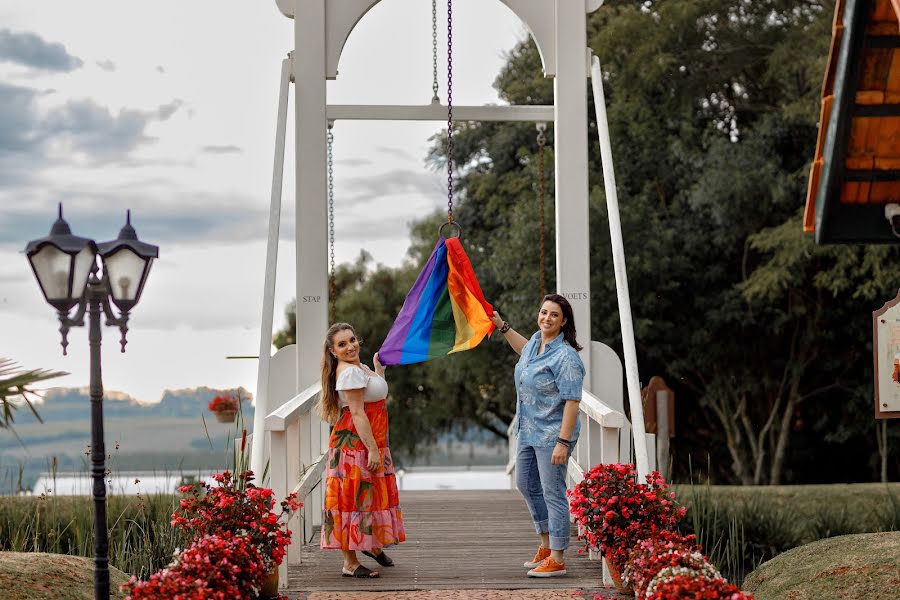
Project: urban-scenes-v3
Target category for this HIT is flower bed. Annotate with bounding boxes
[569,463,752,599]
[123,468,301,600]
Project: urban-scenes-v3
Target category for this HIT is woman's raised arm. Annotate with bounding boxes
[490,310,528,355]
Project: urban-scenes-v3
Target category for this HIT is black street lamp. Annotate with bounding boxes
[25,204,158,600]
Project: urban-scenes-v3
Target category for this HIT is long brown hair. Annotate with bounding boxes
[318,322,357,423]
[542,294,582,351]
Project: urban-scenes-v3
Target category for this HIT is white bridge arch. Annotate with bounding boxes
[249,1,653,588]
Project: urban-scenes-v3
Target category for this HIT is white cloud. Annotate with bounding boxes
[1,0,529,403]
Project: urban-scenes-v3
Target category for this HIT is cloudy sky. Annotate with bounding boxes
[0,1,527,402]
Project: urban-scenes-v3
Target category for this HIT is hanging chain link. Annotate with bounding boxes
[446,0,454,224]
[327,124,336,321]
[431,0,440,103]
[536,123,547,300]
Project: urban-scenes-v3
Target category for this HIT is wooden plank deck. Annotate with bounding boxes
[285,490,608,593]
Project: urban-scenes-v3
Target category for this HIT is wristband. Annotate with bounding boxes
[556,437,570,447]
[499,321,511,334]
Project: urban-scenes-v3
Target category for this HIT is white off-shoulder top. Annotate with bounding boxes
[336,365,388,407]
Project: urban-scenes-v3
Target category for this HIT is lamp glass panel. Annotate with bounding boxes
[71,246,96,299]
[103,248,145,301]
[30,245,72,301]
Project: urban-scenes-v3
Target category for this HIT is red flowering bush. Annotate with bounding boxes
[569,464,752,599]
[172,469,302,571]
[123,532,269,599]
[568,463,686,571]
[208,392,240,413]
[623,530,700,595]
[645,573,746,600]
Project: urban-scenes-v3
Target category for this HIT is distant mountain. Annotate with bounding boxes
[1,386,256,493]
[29,386,255,422]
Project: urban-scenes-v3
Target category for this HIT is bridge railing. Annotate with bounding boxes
[265,380,328,588]
[266,366,651,590]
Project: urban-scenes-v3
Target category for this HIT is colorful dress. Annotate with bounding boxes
[320,365,406,551]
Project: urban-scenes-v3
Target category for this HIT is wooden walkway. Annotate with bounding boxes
[286,490,613,594]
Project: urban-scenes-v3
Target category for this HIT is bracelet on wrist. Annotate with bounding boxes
[556,437,571,447]
[499,321,511,334]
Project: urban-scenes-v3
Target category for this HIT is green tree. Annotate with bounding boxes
[275,0,899,482]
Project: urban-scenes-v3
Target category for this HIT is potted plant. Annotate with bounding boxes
[171,469,302,598]
[208,392,240,422]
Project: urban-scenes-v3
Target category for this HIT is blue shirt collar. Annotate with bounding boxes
[530,330,565,349]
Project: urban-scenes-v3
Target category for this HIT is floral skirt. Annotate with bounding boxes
[320,399,405,551]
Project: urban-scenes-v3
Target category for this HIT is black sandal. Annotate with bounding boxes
[341,564,380,578]
[362,549,394,567]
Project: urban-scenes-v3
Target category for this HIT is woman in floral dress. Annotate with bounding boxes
[490,294,585,578]
[318,322,405,578]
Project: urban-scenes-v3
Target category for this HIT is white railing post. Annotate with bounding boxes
[265,381,325,584]
[506,417,518,490]
[656,390,670,480]
[269,429,289,587]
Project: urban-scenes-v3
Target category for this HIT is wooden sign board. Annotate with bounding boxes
[873,291,900,419]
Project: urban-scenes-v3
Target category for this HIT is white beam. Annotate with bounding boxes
[589,54,650,479]
[294,0,330,392]
[326,103,554,122]
[251,56,292,482]
[553,0,592,388]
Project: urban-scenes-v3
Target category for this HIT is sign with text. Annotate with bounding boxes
[873,291,900,419]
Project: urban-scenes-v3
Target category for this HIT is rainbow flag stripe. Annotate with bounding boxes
[379,236,494,365]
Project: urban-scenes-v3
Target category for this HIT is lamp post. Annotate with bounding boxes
[25,204,158,600]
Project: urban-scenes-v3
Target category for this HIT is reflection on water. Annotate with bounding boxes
[28,466,509,496]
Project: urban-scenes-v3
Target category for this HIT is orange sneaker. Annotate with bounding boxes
[527,556,566,577]
[523,545,551,568]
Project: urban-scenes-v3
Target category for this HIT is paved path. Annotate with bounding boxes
[299,590,627,599]
[285,490,629,599]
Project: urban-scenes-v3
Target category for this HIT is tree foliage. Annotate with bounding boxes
[275,0,900,482]
[0,358,67,433]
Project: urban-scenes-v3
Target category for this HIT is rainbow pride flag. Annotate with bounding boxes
[379,236,494,365]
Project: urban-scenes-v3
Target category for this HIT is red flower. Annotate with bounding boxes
[172,469,302,571]
[208,393,241,413]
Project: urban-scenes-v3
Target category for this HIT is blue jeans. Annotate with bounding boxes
[515,444,572,551]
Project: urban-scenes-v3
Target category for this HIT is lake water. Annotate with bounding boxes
[28,466,510,496]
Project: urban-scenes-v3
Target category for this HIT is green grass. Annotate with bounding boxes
[673,482,900,586]
[0,492,183,580]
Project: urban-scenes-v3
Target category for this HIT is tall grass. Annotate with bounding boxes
[0,491,184,579]
[675,480,900,586]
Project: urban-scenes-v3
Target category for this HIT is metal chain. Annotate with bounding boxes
[327,124,336,320]
[446,0,454,224]
[431,0,439,103]
[536,123,547,300]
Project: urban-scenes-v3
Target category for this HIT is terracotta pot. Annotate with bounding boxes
[214,410,236,423]
[259,568,279,599]
[606,559,634,596]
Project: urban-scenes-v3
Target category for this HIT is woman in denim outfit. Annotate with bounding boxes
[490,294,585,577]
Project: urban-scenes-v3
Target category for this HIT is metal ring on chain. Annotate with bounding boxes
[438,220,462,239]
